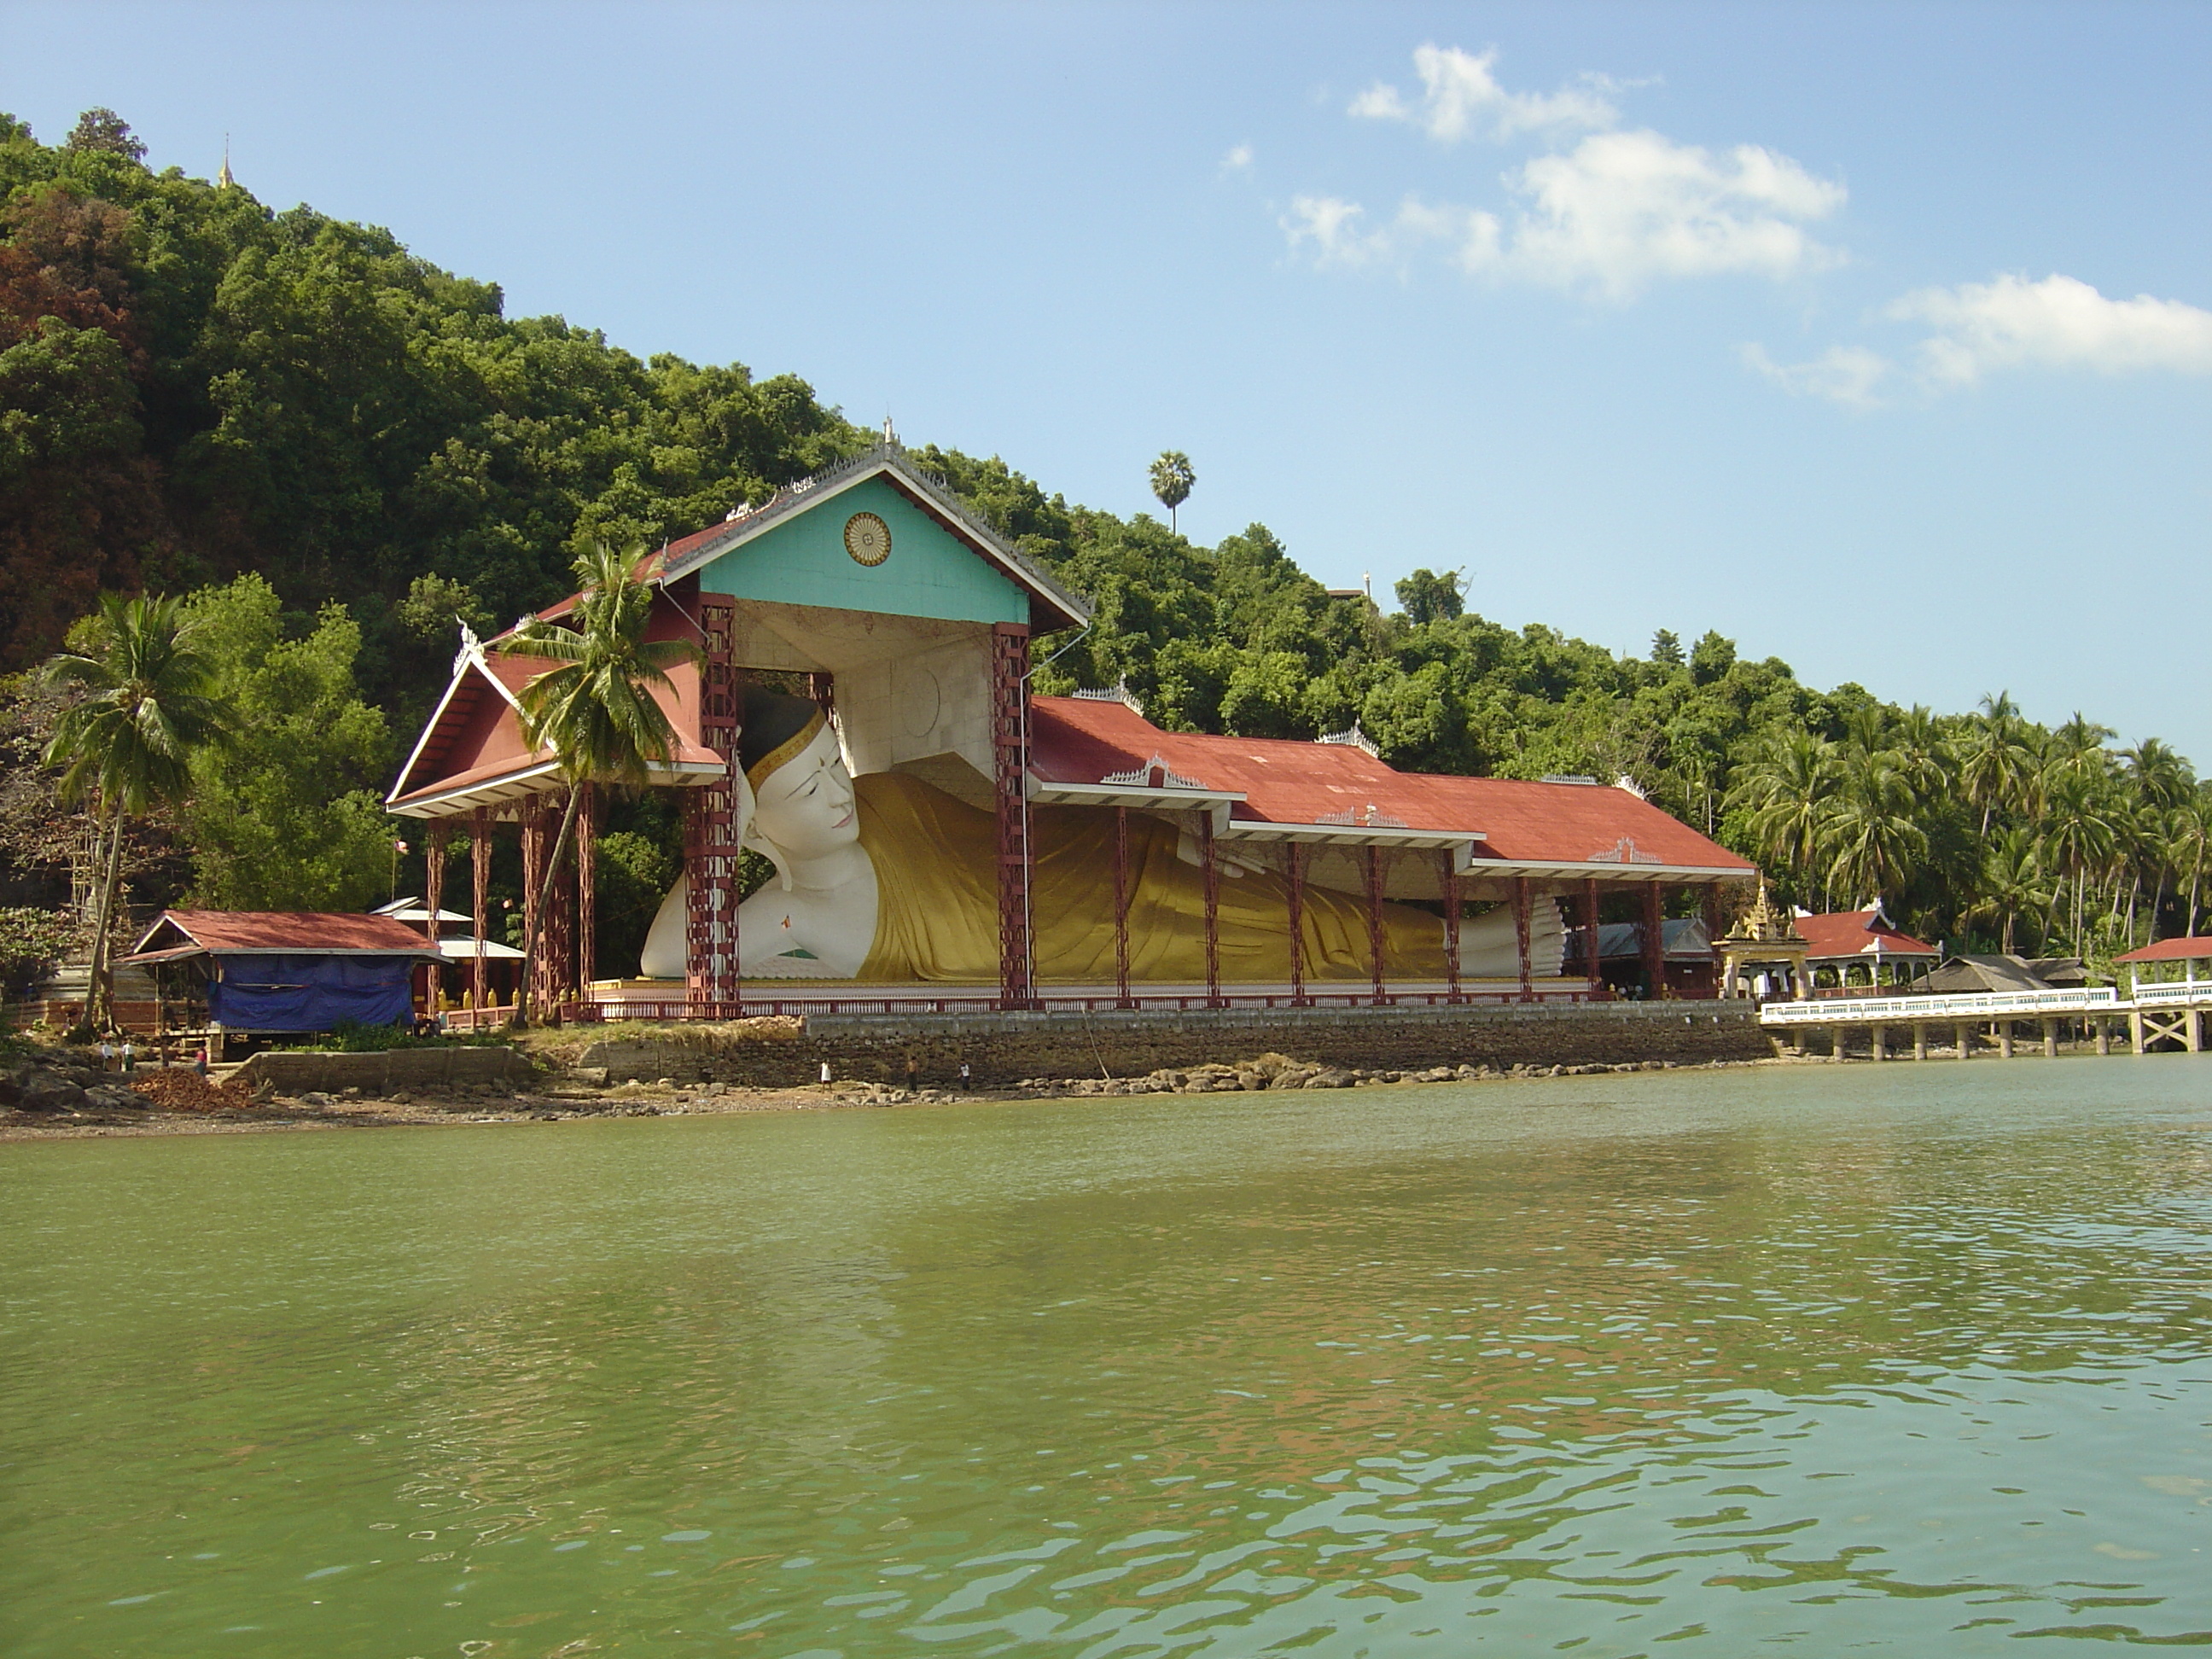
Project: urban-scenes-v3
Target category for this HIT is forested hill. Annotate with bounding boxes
[3,109,2205,970]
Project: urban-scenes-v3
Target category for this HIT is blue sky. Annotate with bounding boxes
[10,3,2210,756]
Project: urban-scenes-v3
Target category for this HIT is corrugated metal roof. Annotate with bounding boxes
[129,911,440,958]
[2114,936,2212,963]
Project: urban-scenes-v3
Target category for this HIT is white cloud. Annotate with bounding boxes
[1352,44,1616,142]
[1746,273,2212,407]
[1508,131,1843,297]
[1283,195,1499,272]
[1742,343,1895,409]
[1289,130,1842,299]
[1221,143,1254,172]
[1889,273,2212,385]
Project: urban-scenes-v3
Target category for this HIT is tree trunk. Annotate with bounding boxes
[2190,863,2203,940]
[77,795,126,1037]
[511,786,583,1031]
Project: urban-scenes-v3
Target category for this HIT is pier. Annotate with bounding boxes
[1758,977,2212,1059]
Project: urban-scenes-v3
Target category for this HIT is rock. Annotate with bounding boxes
[84,1086,143,1110]
[20,1073,87,1112]
[572,1066,609,1087]
[1303,1068,1355,1089]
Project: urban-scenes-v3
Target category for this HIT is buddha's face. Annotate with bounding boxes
[749,723,859,861]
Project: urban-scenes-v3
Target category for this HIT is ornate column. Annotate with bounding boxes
[1287,842,1308,1007]
[991,622,1034,1009]
[1642,882,1667,999]
[1113,806,1133,1009]
[1441,848,1463,1004]
[687,597,741,1015]
[1365,846,1387,1006]
[544,793,575,1010]
[1513,876,1534,1003]
[470,806,492,1012]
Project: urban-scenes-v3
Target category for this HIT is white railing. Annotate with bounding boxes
[2131,980,2209,1005]
[1760,987,2121,1025]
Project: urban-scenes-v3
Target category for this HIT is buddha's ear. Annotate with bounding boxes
[732,764,796,892]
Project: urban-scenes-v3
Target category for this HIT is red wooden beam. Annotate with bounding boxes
[991,622,1034,1010]
[1441,848,1462,1004]
[1114,806,1133,1009]
[1288,842,1307,1007]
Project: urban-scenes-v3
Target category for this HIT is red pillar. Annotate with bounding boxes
[1582,877,1604,998]
[1441,848,1463,1004]
[687,596,741,1015]
[1113,806,1133,1009]
[1200,812,1223,1007]
[1287,842,1307,1007]
[1699,884,1724,1000]
[544,793,574,1012]
[423,824,446,946]
[576,783,597,992]
[1513,876,1534,1003]
[1365,845,1388,1005]
[1642,882,1667,1000]
[991,622,1034,1010]
[471,807,491,1012]
[521,798,550,1011]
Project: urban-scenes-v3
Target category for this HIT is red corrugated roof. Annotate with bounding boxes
[133,911,437,956]
[2114,936,2212,963]
[1029,697,1753,870]
[1794,909,1938,959]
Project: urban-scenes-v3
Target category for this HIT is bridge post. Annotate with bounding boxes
[1999,1022,2014,1059]
[2095,1017,2110,1056]
[2041,1018,2058,1058]
[2130,1010,2145,1054]
[1912,1022,1928,1061]
[1870,1023,1887,1062]
[1955,1021,1974,1059]
[2190,1009,2203,1054]
[1830,1025,1846,1062]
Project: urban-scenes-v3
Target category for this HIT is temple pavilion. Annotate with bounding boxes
[385,445,1757,1018]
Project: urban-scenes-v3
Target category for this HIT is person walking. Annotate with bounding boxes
[98,1039,114,1072]
[120,1039,135,1074]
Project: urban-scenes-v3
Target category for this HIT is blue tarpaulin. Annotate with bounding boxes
[207,953,415,1031]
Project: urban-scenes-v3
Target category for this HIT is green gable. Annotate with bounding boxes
[695,476,1028,626]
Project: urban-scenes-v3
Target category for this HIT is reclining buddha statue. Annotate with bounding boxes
[640,688,1558,984]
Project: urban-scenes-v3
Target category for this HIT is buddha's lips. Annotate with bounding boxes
[831,807,853,830]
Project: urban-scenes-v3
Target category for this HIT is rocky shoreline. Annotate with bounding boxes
[0,1044,1770,1142]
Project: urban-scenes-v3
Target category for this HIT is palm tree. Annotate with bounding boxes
[41,595,230,1036]
[503,544,699,1027]
[1726,728,1837,909]
[1824,748,1929,910]
[1967,827,2046,955]
[2040,766,2121,953]
[1957,692,2036,835]
[1149,451,1195,534]
[2169,793,2212,938]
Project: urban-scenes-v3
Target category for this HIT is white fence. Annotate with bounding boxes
[1760,987,2122,1026]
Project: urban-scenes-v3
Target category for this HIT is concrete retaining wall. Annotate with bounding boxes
[573,1001,1768,1087]
[236,1046,538,1095]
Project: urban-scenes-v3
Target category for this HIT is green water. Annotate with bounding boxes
[3,1062,2209,1657]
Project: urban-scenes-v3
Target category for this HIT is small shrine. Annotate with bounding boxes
[1715,884,1812,1001]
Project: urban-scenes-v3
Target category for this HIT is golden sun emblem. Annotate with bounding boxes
[843,511,891,567]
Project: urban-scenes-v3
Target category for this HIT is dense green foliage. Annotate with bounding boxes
[2,110,2203,983]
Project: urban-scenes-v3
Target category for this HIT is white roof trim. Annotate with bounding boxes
[389,757,724,819]
[387,650,526,807]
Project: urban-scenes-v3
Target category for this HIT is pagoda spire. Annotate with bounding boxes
[217,135,235,190]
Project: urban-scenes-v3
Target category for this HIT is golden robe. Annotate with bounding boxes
[853,771,1448,984]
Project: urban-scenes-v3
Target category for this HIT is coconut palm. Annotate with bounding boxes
[2040,766,2122,952]
[2168,794,2212,938]
[1956,692,2037,835]
[1149,451,1195,534]
[503,543,699,1027]
[1726,727,1837,908]
[1966,826,2047,955]
[1824,748,1929,911]
[41,594,230,1035]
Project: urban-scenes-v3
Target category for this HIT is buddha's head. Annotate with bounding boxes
[740,687,857,865]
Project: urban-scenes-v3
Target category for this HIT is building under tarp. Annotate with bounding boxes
[119,911,440,1035]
